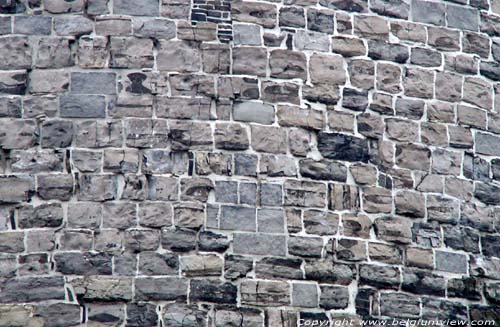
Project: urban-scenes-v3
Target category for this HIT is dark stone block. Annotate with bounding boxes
[318,132,369,162]
[189,279,237,304]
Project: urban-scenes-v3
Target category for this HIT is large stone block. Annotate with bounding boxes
[135,277,187,301]
[0,276,65,303]
[0,36,31,70]
[318,132,369,162]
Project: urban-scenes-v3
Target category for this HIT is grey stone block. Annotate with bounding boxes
[435,250,468,274]
[114,0,159,16]
[412,0,445,25]
[71,72,116,95]
[60,94,106,118]
[233,233,286,256]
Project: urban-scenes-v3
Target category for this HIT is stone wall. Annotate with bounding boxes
[0,0,499,326]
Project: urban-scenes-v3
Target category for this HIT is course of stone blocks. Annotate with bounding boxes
[0,0,499,326]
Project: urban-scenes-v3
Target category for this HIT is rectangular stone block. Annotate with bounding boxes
[14,16,52,35]
[0,276,65,303]
[134,277,187,301]
[220,205,256,231]
[71,72,116,95]
[78,174,117,202]
[0,175,35,203]
[232,233,286,256]
[60,94,106,118]
[240,280,290,306]
[435,250,468,274]
[0,37,31,70]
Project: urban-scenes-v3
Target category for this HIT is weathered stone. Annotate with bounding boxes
[71,276,133,301]
[135,277,187,301]
[77,36,107,68]
[357,113,384,140]
[363,187,392,213]
[368,40,409,63]
[374,216,412,244]
[309,54,346,85]
[54,252,112,275]
[380,292,420,318]
[332,36,366,57]
[463,32,490,59]
[402,268,445,296]
[335,238,367,261]
[109,37,153,69]
[428,26,461,51]
[163,303,209,327]
[0,70,28,95]
[241,280,290,306]
[0,175,35,203]
[395,143,430,171]
[232,1,277,28]
[395,97,424,119]
[251,125,286,154]
[320,285,349,310]
[0,276,65,303]
[169,120,212,150]
[54,16,93,36]
[18,203,63,229]
[422,298,468,321]
[448,277,481,301]
[395,191,425,218]
[299,159,347,182]
[0,37,31,70]
[121,174,147,201]
[376,63,401,94]
[126,303,158,327]
[284,180,326,208]
[37,174,73,201]
[369,242,401,264]
[474,182,500,205]
[354,15,389,40]
[391,21,426,43]
[304,260,356,285]
[318,132,369,162]
[386,118,418,142]
[294,29,330,51]
[359,264,400,289]
[403,68,434,98]
[87,304,124,326]
[288,236,323,258]
[348,59,375,90]
[78,174,116,201]
[463,77,492,110]
[255,257,302,280]
[307,8,334,33]
[328,184,359,211]
[302,209,338,235]
[261,81,300,105]
[371,0,409,19]
[277,105,324,130]
[320,0,367,11]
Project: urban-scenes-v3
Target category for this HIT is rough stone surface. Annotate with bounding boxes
[0,2,497,324]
